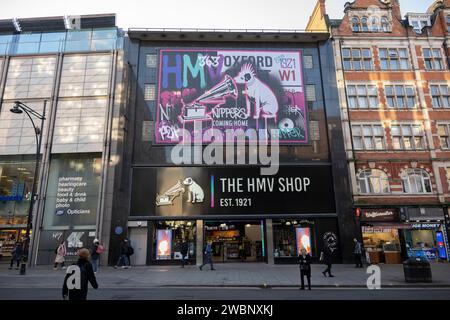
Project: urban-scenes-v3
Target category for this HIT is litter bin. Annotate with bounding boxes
[403,257,432,283]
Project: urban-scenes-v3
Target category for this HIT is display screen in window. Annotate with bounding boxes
[296,227,311,255]
[156,229,172,260]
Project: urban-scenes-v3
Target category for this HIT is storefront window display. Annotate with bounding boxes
[42,154,102,229]
[0,158,35,259]
[273,219,315,261]
[404,223,448,261]
[151,220,196,261]
[204,220,264,263]
[362,226,402,264]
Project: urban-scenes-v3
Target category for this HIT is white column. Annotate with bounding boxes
[266,219,274,265]
[196,220,203,266]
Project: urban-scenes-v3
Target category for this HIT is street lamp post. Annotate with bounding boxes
[10,100,47,275]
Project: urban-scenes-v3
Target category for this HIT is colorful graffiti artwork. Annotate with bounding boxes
[156,49,307,144]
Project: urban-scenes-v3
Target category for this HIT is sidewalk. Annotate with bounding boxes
[0,263,449,288]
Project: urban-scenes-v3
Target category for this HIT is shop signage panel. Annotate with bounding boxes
[360,208,399,222]
[130,166,336,216]
[406,207,445,221]
[155,49,307,144]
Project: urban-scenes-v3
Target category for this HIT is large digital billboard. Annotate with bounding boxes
[156,49,307,144]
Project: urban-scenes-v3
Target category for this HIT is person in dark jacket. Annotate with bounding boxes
[62,248,98,300]
[298,248,312,290]
[199,240,215,271]
[321,243,334,277]
[114,238,130,269]
[91,239,100,273]
[353,238,363,268]
[9,242,23,270]
[180,239,189,268]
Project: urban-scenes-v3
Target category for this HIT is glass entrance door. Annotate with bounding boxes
[204,220,265,263]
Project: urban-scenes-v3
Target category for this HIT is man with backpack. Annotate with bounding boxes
[91,239,104,273]
[114,238,132,269]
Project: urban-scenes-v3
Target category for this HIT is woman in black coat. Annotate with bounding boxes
[321,244,334,277]
[62,248,98,300]
[298,248,312,290]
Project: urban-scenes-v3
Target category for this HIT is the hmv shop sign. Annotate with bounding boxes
[155,49,307,144]
[131,166,336,217]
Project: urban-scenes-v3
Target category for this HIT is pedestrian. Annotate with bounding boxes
[91,239,104,273]
[180,239,189,267]
[114,238,130,269]
[126,240,134,268]
[321,243,334,277]
[62,248,98,300]
[353,238,363,268]
[298,248,312,290]
[239,242,246,262]
[54,241,67,270]
[9,242,23,270]
[199,240,215,271]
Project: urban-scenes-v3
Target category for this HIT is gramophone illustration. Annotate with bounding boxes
[156,177,204,206]
[179,75,238,123]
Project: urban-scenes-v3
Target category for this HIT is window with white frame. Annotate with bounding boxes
[379,48,410,70]
[446,168,450,187]
[423,48,444,70]
[347,84,379,109]
[144,84,156,101]
[385,85,416,109]
[361,17,369,32]
[146,54,157,68]
[401,168,432,194]
[381,16,390,32]
[351,124,385,150]
[430,84,450,108]
[437,123,450,149]
[357,169,390,194]
[447,15,450,32]
[342,48,373,71]
[391,124,425,150]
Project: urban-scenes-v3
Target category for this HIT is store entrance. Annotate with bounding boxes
[204,220,265,263]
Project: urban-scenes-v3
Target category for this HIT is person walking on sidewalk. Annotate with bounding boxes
[54,241,67,270]
[62,248,98,300]
[199,240,215,271]
[9,242,23,270]
[91,239,104,273]
[353,238,363,268]
[321,243,334,277]
[298,248,312,290]
[180,239,189,268]
[114,238,130,269]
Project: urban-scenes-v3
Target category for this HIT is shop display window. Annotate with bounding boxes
[405,228,442,260]
[152,220,196,261]
[273,219,315,258]
[0,159,35,219]
[362,226,401,264]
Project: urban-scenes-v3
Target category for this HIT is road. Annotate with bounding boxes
[0,287,449,300]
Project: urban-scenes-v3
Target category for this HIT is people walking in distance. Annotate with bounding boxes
[9,242,23,270]
[114,238,130,269]
[298,248,312,290]
[126,240,134,268]
[54,241,67,270]
[353,238,363,268]
[91,239,104,273]
[321,243,334,277]
[180,239,189,268]
[62,248,98,300]
[199,240,215,271]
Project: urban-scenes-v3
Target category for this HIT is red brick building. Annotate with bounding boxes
[308,0,450,263]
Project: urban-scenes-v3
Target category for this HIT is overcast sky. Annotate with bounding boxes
[0,0,435,30]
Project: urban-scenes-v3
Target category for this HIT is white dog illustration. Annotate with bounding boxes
[234,63,279,119]
[182,177,204,203]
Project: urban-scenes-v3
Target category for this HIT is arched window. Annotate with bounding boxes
[352,17,361,32]
[361,17,369,32]
[401,169,432,194]
[381,17,389,32]
[357,169,390,194]
[371,17,379,32]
